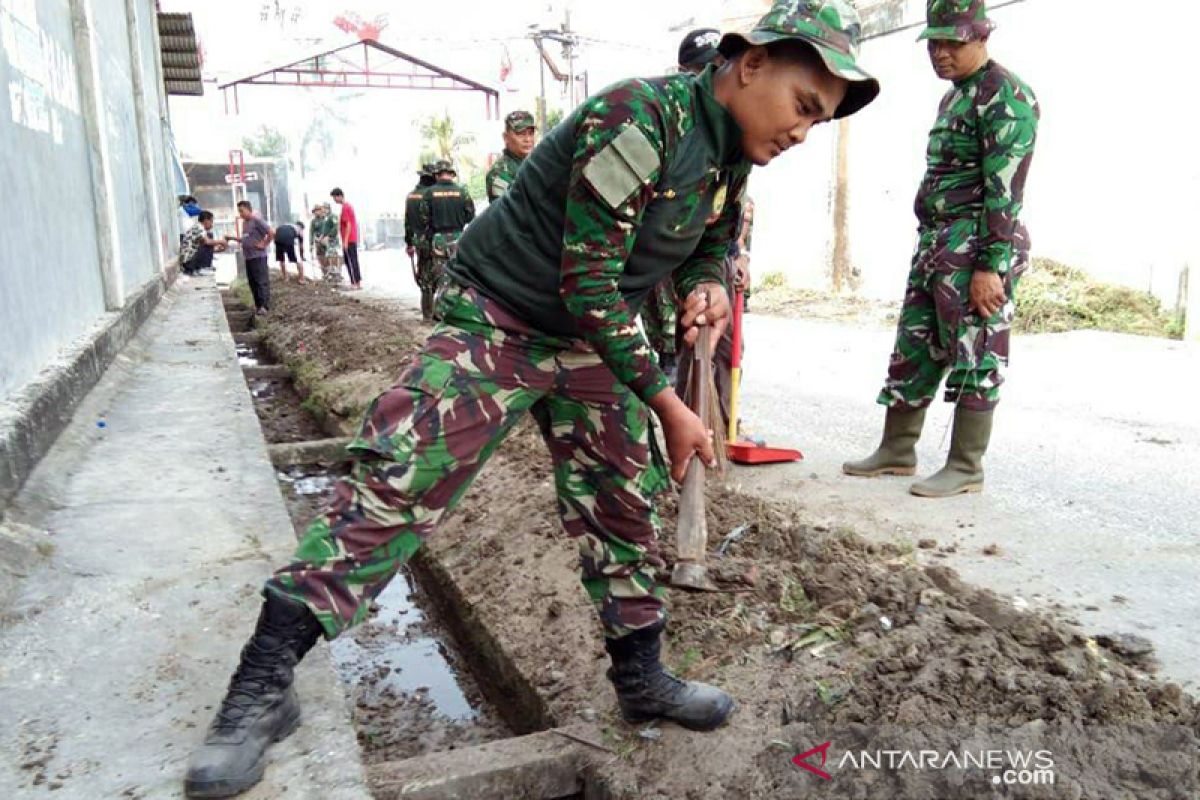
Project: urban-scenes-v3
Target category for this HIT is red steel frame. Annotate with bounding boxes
[218,38,500,119]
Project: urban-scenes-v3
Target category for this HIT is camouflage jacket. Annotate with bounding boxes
[485,150,524,203]
[450,67,750,402]
[914,60,1039,274]
[310,215,339,255]
[404,181,431,247]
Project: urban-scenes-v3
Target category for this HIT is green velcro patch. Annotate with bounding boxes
[582,124,660,211]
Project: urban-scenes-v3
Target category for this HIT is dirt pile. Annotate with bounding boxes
[251,278,426,433]
[249,277,1199,799]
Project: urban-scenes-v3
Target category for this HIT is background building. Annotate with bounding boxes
[0,0,184,506]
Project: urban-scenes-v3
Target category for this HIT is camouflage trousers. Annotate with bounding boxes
[878,241,1021,412]
[412,244,436,292]
[640,280,678,364]
[316,245,343,284]
[429,231,462,292]
[267,284,671,641]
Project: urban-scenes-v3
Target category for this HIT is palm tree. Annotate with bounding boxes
[418,112,477,171]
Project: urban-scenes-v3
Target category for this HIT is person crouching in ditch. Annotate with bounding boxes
[184,2,880,796]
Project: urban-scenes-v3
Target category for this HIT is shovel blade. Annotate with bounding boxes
[670,562,720,592]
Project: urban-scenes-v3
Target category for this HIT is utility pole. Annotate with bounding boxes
[530,9,581,126]
[533,33,548,132]
[565,9,575,108]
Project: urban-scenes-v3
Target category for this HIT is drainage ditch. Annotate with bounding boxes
[222,295,517,766]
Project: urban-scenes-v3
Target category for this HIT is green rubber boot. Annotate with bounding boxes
[843,407,927,478]
[910,407,993,498]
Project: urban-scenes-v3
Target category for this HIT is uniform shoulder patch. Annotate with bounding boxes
[492,177,510,192]
[582,124,661,211]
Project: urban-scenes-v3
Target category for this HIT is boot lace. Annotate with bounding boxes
[213,636,293,731]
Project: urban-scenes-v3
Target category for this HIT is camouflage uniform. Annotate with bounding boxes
[266,1,878,642]
[269,285,671,638]
[485,110,536,202]
[426,161,475,296]
[309,209,342,283]
[405,164,437,319]
[879,0,1039,412]
[734,196,755,303]
[641,281,678,373]
[184,5,881,793]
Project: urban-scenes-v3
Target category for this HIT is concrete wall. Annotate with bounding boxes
[745,0,1200,304]
[0,0,178,401]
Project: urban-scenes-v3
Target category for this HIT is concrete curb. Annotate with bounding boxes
[0,262,178,516]
[267,437,354,466]
[367,727,591,800]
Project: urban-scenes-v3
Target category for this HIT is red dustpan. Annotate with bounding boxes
[726,288,803,465]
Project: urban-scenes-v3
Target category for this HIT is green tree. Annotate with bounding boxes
[242,125,288,157]
[298,94,360,172]
[545,107,565,130]
[418,112,476,167]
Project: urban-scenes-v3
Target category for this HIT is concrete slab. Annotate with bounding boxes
[267,438,354,467]
[0,275,370,799]
[367,728,586,800]
[242,365,291,380]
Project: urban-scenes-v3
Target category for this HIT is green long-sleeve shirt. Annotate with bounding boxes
[914,60,1039,274]
[449,67,749,402]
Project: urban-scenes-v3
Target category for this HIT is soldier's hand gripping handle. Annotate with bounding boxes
[680,282,730,356]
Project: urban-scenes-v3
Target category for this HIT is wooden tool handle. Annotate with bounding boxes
[676,325,713,564]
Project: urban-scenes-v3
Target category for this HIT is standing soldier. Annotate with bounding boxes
[184,3,879,796]
[405,163,438,319]
[425,160,475,298]
[309,203,341,283]
[844,0,1039,497]
[485,110,536,202]
[642,281,680,378]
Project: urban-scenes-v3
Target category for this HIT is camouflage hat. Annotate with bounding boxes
[433,159,456,175]
[718,0,879,119]
[918,0,995,43]
[504,110,536,132]
[419,161,437,175]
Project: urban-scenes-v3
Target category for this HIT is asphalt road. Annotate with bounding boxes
[734,312,1200,689]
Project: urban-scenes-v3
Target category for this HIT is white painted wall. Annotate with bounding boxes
[0,0,179,400]
[746,0,1200,305]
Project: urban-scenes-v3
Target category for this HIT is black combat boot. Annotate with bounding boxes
[605,623,734,731]
[184,592,324,798]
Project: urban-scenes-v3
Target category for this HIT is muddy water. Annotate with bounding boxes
[226,313,511,764]
[275,462,510,762]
